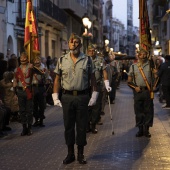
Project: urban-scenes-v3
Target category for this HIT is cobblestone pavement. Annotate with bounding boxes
[1,82,170,170]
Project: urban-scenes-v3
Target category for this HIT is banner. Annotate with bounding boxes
[24,0,40,63]
[139,0,151,52]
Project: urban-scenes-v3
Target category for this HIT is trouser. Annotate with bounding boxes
[133,90,154,127]
[0,106,5,130]
[17,89,33,125]
[162,85,170,106]
[101,89,107,112]
[110,77,117,101]
[88,89,103,125]
[61,94,89,146]
[33,86,46,120]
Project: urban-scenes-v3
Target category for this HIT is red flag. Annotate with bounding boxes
[139,0,151,52]
[24,0,40,63]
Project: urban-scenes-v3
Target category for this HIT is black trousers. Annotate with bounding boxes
[162,85,170,106]
[61,93,89,146]
[88,85,103,125]
[17,89,33,125]
[133,90,154,127]
[33,86,46,120]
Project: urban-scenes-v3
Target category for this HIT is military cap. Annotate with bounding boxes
[139,46,148,53]
[88,43,95,50]
[68,33,81,42]
[33,56,41,62]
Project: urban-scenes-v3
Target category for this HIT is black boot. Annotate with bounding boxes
[39,119,45,127]
[86,122,91,133]
[77,145,87,164]
[33,119,40,127]
[27,124,33,136]
[144,125,151,138]
[21,124,27,136]
[136,126,143,137]
[63,145,75,164]
[91,124,97,134]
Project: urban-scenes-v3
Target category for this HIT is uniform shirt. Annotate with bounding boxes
[92,56,107,83]
[14,63,32,87]
[32,66,48,85]
[54,52,95,91]
[157,61,170,86]
[128,61,151,87]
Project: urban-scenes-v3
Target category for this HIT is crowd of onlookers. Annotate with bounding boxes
[0,52,57,138]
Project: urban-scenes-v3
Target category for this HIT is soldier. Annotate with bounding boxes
[127,48,155,138]
[52,33,98,165]
[13,52,33,136]
[32,57,48,127]
[87,44,112,134]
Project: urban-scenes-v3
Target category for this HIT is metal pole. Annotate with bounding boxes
[107,93,114,135]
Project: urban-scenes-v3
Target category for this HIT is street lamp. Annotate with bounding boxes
[104,39,109,52]
[105,39,109,46]
[82,13,92,53]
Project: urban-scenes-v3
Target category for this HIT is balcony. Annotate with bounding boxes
[39,0,67,29]
[58,0,86,18]
[103,25,110,33]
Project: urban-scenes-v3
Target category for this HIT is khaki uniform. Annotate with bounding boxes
[54,52,94,146]
[32,66,48,121]
[88,56,106,127]
[14,64,33,125]
[128,61,154,127]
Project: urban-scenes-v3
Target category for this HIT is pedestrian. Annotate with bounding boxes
[32,56,48,127]
[87,44,112,134]
[0,71,19,122]
[0,53,8,81]
[13,52,33,136]
[52,33,98,165]
[127,48,155,138]
[156,55,170,109]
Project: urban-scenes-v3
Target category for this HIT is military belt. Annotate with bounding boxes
[32,84,44,87]
[62,89,89,96]
[17,86,31,91]
[140,86,148,91]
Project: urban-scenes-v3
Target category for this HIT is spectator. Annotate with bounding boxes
[0,53,8,80]
[0,72,19,122]
[157,55,170,109]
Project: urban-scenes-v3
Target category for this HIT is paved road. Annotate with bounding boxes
[1,82,170,170]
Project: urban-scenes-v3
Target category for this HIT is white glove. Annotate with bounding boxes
[104,80,112,92]
[52,93,62,107]
[88,91,99,106]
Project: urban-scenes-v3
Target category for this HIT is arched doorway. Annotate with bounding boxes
[7,35,13,59]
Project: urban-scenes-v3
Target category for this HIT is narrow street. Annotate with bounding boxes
[1,82,170,170]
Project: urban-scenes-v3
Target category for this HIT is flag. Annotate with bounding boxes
[24,0,40,63]
[139,0,151,52]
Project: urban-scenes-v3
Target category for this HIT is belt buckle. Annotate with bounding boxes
[73,91,77,96]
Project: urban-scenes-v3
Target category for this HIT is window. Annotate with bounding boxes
[8,0,14,2]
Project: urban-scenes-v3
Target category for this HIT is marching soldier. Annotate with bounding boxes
[32,57,48,127]
[87,44,112,133]
[13,52,33,136]
[127,48,155,138]
[52,33,98,165]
